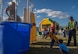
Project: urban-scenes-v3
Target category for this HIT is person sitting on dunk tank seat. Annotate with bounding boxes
[5,2,21,22]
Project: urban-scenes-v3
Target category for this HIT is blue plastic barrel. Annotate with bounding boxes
[0,24,4,54]
[2,22,31,54]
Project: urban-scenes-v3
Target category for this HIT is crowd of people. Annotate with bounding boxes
[39,16,77,54]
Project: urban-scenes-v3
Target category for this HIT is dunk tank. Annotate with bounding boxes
[0,0,33,54]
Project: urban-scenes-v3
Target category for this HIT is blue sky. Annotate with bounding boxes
[2,0,78,27]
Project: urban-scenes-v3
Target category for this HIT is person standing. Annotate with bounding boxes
[67,16,76,46]
[42,27,49,39]
[5,2,21,22]
[63,28,66,37]
[50,21,58,48]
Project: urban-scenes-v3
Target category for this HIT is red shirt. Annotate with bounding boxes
[51,24,56,30]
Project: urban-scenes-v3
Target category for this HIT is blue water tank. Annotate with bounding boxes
[2,22,31,54]
[0,24,4,54]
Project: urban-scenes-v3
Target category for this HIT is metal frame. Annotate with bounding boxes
[26,0,33,23]
[0,0,3,22]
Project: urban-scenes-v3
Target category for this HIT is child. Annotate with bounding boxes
[49,32,58,48]
[42,27,49,39]
[50,22,59,48]
[58,39,69,54]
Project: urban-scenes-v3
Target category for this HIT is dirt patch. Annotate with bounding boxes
[24,47,78,54]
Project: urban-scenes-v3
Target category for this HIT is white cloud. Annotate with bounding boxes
[72,5,76,9]
[34,8,69,19]
[7,0,18,5]
[12,0,16,2]
[36,15,41,18]
[34,8,52,14]
[29,5,34,12]
[20,16,24,22]
[7,2,12,5]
